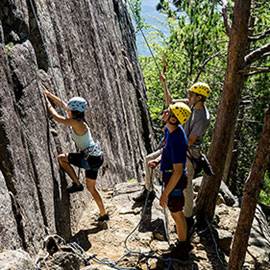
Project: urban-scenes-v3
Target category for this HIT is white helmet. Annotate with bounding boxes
[67,97,87,112]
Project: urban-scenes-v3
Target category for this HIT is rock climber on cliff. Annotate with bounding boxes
[44,90,109,222]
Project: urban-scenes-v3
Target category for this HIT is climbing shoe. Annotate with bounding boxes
[66,183,84,193]
[96,214,110,222]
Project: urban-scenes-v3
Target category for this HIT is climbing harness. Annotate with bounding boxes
[26,1,191,269]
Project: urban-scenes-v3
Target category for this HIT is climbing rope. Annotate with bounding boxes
[162,196,170,246]
[196,217,226,267]
[205,218,226,266]
[123,187,152,256]
[123,169,170,253]
[26,1,190,269]
[126,0,161,75]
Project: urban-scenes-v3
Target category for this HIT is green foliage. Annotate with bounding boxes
[129,0,148,32]
[233,73,270,194]
[136,0,270,197]
[140,0,227,143]
[227,0,270,195]
[259,171,270,205]
[4,42,15,55]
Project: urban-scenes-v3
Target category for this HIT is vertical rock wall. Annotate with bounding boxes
[0,0,154,253]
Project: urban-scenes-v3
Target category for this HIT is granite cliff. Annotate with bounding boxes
[0,0,153,253]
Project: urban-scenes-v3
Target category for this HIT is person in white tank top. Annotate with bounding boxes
[44,89,109,222]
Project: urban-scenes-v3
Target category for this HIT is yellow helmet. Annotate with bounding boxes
[169,102,191,125]
[189,82,211,97]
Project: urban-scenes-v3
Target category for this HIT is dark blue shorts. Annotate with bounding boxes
[163,175,187,213]
[68,153,103,179]
[167,189,185,213]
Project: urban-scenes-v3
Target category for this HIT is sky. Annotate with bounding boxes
[135,0,169,56]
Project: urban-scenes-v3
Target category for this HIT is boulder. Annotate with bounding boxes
[0,250,34,270]
[217,229,233,255]
[193,177,237,206]
[216,203,270,268]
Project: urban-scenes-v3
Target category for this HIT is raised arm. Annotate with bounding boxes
[44,89,68,110]
[172,98,189,104]
[160,73,173,107]
[44,94,73,126]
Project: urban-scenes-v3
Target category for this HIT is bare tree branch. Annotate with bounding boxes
[242,66,270,76]
[221,0,231,36]
[244,43,270,65]
[248,28,270,41]
[245,69,270,76]
[262,52,270,58]
[193,52,221,83]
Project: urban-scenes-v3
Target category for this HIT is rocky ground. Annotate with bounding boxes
[1,179,270,270]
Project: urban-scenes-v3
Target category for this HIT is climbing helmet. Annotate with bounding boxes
[189,82,211,97]
[67,97,87,112]
[169,102,191,125]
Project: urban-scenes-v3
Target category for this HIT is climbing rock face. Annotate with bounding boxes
[0,171,21,250]
[0,0,153,253]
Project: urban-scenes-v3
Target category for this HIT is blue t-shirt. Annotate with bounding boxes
[160,126,188,188]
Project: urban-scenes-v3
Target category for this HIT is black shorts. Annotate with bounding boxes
[68,153,103,180]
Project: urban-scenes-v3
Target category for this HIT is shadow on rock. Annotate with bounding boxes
[132,196,168,242]
[147,254,199,270]
[196,222,227,270]
[69,226,104,251]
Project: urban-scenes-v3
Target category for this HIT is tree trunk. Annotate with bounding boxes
[195,0,251,221]
[222,131,234,184]
[228,107,270,270]
[227,103,246,194]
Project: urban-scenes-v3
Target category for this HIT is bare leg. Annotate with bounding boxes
[171,211,187,241]
[58,154,80,185]
[86,178,106,216]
